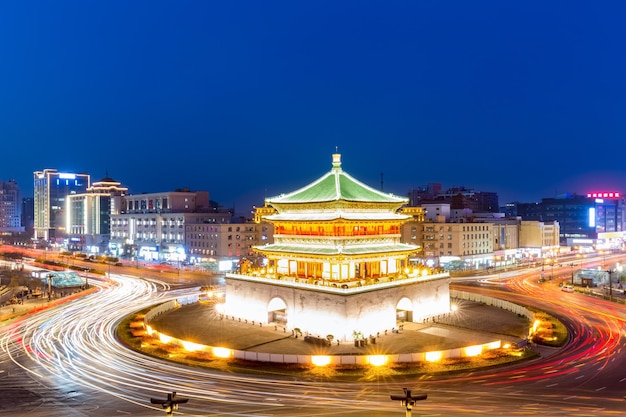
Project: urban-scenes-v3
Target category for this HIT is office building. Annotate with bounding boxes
[33,169,90,243]
[109,189,229,261]
[515,192,626,248]
[66,176,128,253]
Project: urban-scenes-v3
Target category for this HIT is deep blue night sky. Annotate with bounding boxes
[1,1,625,214]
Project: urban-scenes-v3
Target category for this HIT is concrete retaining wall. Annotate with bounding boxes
[451,289,534,322]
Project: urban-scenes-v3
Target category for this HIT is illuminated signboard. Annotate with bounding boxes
[219,260,234,271]
[587,192,621,199]
[59,173,77,180]
[588,207,595,228]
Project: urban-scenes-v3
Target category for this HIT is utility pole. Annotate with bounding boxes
[390,388,427,417]
[150,391,189,417]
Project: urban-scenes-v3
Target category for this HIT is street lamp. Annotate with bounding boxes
[150,391,188,417]
[390,388,427,417]
[606,269,614,301]
[47,274,53,301]
[550,259,554,280]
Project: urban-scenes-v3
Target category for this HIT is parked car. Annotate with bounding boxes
[561,285,574,293]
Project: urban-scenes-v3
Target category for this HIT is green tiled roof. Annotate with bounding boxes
[266,154,408,205]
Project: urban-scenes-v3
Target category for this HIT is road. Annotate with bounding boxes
[1,251,626,415]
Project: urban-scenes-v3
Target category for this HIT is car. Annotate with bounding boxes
[561,285,574,293]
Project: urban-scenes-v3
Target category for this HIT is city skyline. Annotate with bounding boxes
[1,1,625,210]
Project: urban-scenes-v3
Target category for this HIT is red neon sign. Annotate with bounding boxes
[587,192,621,199]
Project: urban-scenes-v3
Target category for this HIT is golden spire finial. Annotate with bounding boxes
[332,150,341,170]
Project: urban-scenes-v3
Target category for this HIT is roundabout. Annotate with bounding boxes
[119,290,546,377]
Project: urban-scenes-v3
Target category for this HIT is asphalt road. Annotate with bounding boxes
[2,251,626,415]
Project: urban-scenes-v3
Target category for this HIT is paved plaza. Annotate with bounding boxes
[149,300,531,356]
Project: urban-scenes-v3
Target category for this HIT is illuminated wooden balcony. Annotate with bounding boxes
[229,266,448,293]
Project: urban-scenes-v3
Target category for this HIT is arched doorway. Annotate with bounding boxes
[396,297,413,323]
[267,297,287,325]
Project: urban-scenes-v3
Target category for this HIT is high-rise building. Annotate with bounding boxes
[33,169,90,243]
[22,197,34,232]
[0,179,24,233]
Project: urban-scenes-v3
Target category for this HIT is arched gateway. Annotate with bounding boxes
[224,153,451,341]
[267,297,287,325]
[396,297,414,322]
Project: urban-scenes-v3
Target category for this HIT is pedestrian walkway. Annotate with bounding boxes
[149,300,530,356]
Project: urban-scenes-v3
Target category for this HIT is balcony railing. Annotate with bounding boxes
[226,270,449,294]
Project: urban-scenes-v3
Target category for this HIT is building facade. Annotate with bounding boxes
[21,197,34,233]
[109,190,225,261]
[0,179,23,233]
[515,192,626,248]
[409,185,499,213]
[33,169,90,243]
[518,220,560,255]
[185,219,273,264]
[66,176,128,253]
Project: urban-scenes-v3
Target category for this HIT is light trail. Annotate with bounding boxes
[2,262,626,416]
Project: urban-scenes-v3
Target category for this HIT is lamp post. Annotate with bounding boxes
[569,263,575,285]
[606,269,613,301]
[390,388,427,417]
[150,392,188,417]
[47,274,53,301]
